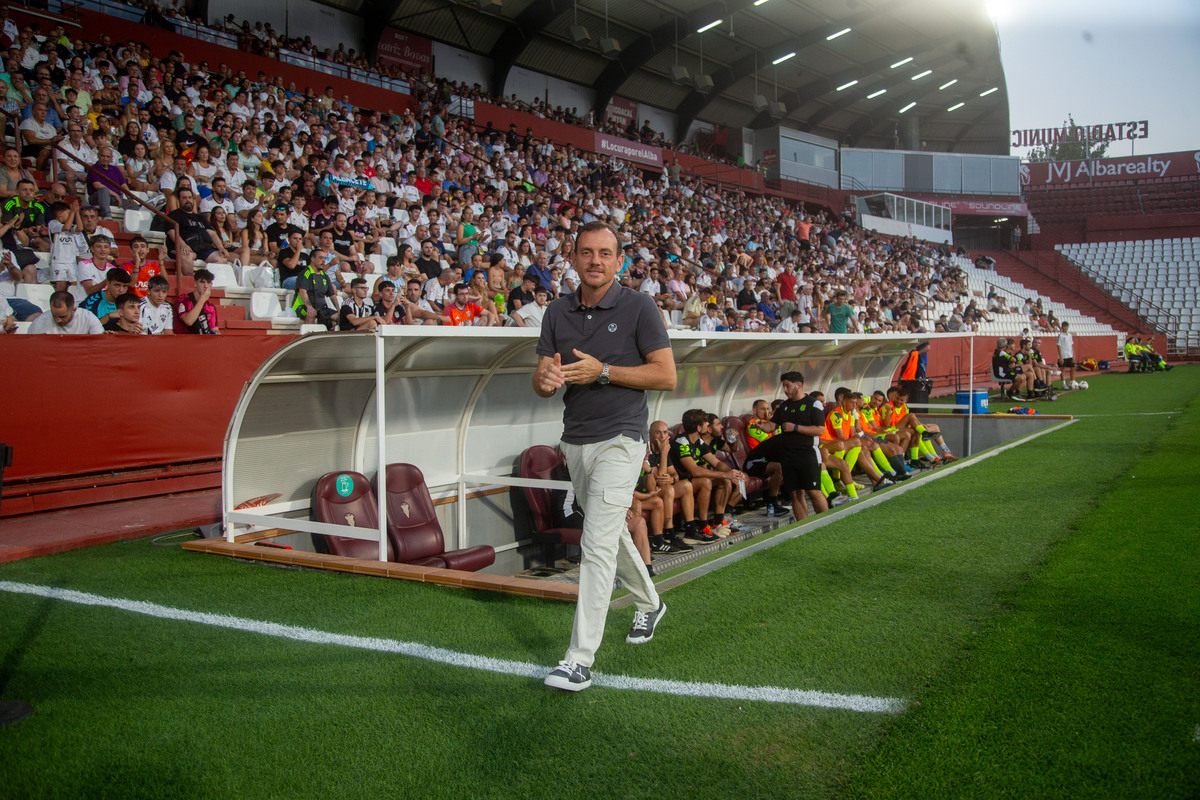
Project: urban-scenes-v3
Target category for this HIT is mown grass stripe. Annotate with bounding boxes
[0,579,903,713]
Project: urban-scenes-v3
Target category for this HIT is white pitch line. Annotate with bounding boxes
[0,580,903,714]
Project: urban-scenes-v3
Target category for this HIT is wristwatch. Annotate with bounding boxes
[597,363,611,385]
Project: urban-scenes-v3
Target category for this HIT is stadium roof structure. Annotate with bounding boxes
[355,0,1010,154]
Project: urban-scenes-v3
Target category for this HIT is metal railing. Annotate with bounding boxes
[1013,248,1153,334]
[1064,256,1183,349]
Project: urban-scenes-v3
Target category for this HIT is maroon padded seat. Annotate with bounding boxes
[519,445,582,571]
[713,448,763,498]
[723,415,751,466]
[379,463,496,571]
[311,471,395,561]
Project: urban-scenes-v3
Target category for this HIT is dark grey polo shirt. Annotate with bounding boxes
[536,280,671,445]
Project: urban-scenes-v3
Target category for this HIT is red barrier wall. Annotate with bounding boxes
[0,336,290,482]
[13,8,415,115]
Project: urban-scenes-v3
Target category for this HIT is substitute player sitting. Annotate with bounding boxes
[885,385,956,465]
[826,387,897,491]
[638,426,687,554]
[671,409,747,541]
[855,392,912,480]
[647,420,697,550]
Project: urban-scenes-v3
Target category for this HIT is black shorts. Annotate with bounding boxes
[781,453,821,493]
[745,459,773,478]
[1061,358,1075,368]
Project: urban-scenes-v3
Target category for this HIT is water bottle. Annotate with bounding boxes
[767,504,775,518]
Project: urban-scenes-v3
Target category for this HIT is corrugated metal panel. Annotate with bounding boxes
[516,38,610,84]
[695,96,755,129]
[316,0,364,12]
[579,0,675,32]
[544,6,644,41]
[391,2,505,51]
[616,71,691,109]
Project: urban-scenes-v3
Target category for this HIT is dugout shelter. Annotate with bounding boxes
[218,328,974,577]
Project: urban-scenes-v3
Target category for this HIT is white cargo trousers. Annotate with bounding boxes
[560,434,660,667]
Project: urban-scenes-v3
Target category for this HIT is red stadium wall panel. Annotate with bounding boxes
[912,334,1123,394]
[0,336,290,483]
[1085,211,1200,242]
[14,8,415,116]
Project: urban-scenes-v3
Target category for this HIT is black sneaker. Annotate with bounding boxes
[544,661,591,691]
[653,535,675,553]
[626,599,666,644]
[668,535,693,552]
[686,525,720,544]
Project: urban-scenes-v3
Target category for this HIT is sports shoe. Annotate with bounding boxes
[626,599,666,644]
[830,494,852,507]
[686,526,719,544]
[653,535,675,553]
[941,453,958,463]
[872,476,895,490]
[668,535,693,552]
[545,660,592,691]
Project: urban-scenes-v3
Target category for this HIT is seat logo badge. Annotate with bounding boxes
[344,513,356,527]
[335,474,353,496]
[401,502,411,517]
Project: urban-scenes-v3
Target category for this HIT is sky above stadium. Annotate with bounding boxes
[990,0,1200,158]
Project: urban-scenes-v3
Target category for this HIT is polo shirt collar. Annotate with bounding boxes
[572,279,621,311]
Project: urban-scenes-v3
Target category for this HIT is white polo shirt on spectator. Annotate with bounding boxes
[423,277,450,307]
[29,306,102,334]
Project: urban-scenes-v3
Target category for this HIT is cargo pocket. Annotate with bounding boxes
[602,487,631,508]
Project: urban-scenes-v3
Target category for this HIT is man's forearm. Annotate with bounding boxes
[608,359,676,392]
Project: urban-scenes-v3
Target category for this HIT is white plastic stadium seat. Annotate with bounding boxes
[204,263,239,289]
[249,291,282,321]
[16,283,53,310]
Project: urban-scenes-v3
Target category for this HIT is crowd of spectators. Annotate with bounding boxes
[0,4,998,338]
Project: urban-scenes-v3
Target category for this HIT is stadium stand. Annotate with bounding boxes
[1058,238,1199,351]
[0,3,1123,349]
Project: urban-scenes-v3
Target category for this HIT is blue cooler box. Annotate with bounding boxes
[955,389,989,414]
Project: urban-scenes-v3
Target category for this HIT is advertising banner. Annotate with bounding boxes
[604,96,639,130]
[594,132,663,168]
[1022,149,1200,187]
[376,27,433,74]
[938,199,1029,216]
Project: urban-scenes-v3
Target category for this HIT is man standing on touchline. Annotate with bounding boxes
[533,220,677,692]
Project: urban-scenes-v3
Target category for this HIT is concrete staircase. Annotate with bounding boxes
[983,249,1153,335]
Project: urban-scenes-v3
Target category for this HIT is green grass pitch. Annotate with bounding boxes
[1,367,1198,799]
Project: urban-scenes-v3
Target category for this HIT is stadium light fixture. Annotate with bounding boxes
[938,79,958,90]
[697,19,722,33]
[979,87,999,97]
[826,27,851,40]
[899,102,917,113]
[911,70,932,81]
[867,89,887,99]
[773,51,796,65]
[947,102,965,111]
[836,80,858,91]
[890,57,913,69]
